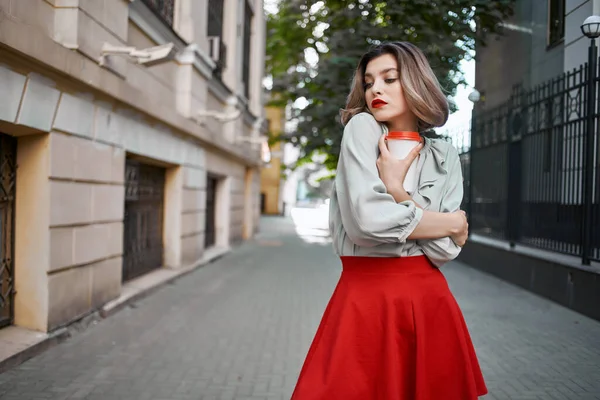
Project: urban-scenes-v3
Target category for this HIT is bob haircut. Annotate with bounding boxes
[340,42,449,132]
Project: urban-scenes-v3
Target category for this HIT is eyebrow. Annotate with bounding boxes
[364,68,398,78]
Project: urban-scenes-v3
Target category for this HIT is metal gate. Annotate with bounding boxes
[205,175,218,248]
[0,135,16,329]
[122,159,165,282]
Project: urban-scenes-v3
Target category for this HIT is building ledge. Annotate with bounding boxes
[469,234,600,274]
[0,15,261,167]
[0,326,69,374]
[128,0,259,126]
[459,236,600,322]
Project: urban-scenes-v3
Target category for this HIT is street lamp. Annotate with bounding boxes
[464,88,483,226]
[468,89,482,103]
[581,15,600,38]
[580,16,600,265]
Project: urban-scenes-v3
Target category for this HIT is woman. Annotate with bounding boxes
[291,42,487,400]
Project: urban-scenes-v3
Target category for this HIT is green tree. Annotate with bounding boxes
[266,0,514,171]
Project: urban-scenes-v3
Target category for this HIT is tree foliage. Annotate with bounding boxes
[266,0,514,171]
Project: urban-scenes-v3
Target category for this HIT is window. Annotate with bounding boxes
[207,0,226,77]
[207,0,224,37]
[243,1,254,99]
[548,0,565,47]
[141,0,175,27]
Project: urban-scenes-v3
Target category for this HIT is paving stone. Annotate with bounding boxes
[0,210,599,399]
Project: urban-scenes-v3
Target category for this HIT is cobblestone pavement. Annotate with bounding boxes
[1,207,600,400]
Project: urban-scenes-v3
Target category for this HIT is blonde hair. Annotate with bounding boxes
[340,42,449,131]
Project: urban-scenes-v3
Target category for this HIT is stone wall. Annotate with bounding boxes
[0,0,265,333]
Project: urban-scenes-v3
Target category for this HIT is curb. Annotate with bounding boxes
[100,247,230,318]
[0,328,70,375]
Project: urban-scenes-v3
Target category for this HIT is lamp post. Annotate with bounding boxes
[466,89,481,226]
[580,16,600,265]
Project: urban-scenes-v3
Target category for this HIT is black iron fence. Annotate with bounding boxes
[457,59,600,265]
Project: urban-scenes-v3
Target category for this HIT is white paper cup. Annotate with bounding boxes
[386,131,422,193]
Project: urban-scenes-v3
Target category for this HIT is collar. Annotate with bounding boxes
[420,136,448,175]
[413,136,449,209]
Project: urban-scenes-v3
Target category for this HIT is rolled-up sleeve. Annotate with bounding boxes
[418,145,463,267]
[335,113,423,247]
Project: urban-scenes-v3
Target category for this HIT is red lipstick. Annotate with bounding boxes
[371,99,387,108]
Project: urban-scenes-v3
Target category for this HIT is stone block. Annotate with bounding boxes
[108,221,123,257]
[184,167,206,189]
[183,143,205,169]
[77,10,127,76]
[46,0,79,6]
[181,211,205,236]
[53,6,78,49]
[74,137,114,182]
[0,64,27,123]
[125,65,176,116]
[16,75,61,132]
[229,224,243,243]
[50,181,93,226]
[230,208,244,226]
[182,188,206,212]
[47,266,91,330]
[92,184,125,222]
[90,256,122,309]
[94,102,120,146]
[111,147,125,183]
[181,233,203,265]
[191,68,208,106]
[49,227,75,271]
[71,221,121,266]
[79,0,128,40]
[53,92,95,137]
[231,177,245,194]
[116,111,141,153]
[231,193,245,209]
[176,63,192,117]
[49,132,75,179]
[73,223,109,265]
[206,150,244,177]
[10,0,55,39]
[96,104,203,169]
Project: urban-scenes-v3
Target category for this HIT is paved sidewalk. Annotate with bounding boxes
[1,208,599,400]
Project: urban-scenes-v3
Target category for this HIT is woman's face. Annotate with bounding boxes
[364,54,416,130]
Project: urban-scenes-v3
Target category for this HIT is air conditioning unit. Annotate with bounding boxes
[208,36,222,63]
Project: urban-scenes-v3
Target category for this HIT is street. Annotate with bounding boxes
[1,208,600,400]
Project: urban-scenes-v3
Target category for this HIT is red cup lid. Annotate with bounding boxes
[387,131,422,141]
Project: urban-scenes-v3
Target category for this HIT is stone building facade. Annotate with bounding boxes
[0,0,266,333]
[260,106,285,215]
[474,0,597,109]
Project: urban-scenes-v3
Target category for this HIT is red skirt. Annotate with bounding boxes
[291,256,487,400]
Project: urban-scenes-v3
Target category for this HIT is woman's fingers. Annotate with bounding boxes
[405,142,424,163]
[378,134,390,157]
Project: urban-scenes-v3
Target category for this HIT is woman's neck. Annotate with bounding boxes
[386,116,418,132]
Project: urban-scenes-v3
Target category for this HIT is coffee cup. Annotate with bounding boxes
[386,131,422,193]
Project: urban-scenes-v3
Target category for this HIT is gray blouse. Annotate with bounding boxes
[328,112,464,267]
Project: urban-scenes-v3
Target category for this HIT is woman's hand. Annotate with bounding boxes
[376,134,423,199]
[450,210,469,247]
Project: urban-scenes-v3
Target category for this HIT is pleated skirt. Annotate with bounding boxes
[291,255,487,400]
